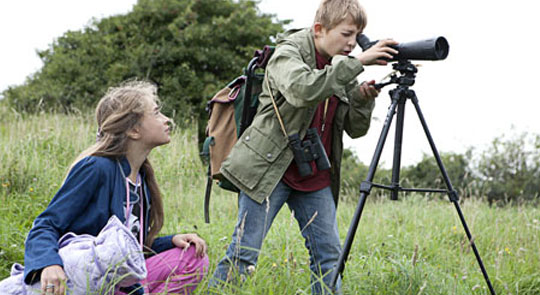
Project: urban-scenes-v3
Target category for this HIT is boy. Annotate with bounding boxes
[211,0,398,293]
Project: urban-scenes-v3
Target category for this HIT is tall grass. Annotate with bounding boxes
[1,106,538,294]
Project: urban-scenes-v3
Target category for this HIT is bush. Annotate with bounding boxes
[473,132,540,205]
[400,150,479,199]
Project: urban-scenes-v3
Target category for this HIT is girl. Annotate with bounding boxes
[23,80,208,295]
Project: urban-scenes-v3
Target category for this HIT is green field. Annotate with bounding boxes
[1,107,538,294]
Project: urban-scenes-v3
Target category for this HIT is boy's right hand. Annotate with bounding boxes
[40,265,67,295]
[356,39,399,66]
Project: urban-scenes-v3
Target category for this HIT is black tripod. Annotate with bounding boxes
[328,60,496,294]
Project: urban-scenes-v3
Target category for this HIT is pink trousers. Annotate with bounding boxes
[119,245,209,294]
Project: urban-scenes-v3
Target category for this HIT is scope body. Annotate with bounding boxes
[356,34,449,61]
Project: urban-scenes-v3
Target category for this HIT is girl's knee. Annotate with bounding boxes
[172,246,209,275]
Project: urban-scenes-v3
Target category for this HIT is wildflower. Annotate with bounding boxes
[1,183,9,188]
[246,265,255,274]
[29,187,34,192]
[452,226,457,232]
[504,247,511,255]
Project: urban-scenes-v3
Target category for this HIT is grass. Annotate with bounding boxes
[1,105,538,294]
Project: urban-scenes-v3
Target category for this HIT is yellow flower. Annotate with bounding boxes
[29,187,34,192]
[505,247,511,254]
[1,183,9,188]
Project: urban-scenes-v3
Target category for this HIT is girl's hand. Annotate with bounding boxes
[40,265,67,295]
[172,233,208,257]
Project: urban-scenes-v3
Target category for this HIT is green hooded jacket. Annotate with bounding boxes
[220,28,375,204]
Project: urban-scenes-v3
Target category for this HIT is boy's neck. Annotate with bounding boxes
[313,40,331,60]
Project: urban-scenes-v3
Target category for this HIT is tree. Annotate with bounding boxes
[400,151,478,199]
[2,0,286,125]
[473,132,540,204]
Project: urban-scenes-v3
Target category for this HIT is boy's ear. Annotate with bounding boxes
[313,22,324,38]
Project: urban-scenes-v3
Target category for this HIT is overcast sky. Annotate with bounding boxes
[1,0,538,167]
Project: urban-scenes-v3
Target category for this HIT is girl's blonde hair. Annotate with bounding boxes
[314,0,367,31]
[72,80,164,248]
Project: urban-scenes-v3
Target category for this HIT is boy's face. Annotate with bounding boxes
[314,14,361,59]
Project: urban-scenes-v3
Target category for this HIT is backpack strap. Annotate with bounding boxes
[264,70,288,139]
[204,165,212,224]
[255,45,275,68]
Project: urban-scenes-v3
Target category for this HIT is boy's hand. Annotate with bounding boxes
[356,39,399,65]
[359,80,379,100]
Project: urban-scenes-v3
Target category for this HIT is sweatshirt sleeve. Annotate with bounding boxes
[23,157,103,284]
[150,234,175,254]
[267,44,364,108]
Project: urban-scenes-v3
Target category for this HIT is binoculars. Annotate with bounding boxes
[288,128,331,177]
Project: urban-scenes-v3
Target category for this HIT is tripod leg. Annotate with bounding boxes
[410,93,497,295]
[390,93,407,200]
[329,97,401,291]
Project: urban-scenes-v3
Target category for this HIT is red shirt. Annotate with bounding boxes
[282,50,339,191]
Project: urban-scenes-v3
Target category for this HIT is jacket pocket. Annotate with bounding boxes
[224,126,285,190]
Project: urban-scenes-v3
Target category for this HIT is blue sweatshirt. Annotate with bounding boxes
[23,156,174,284]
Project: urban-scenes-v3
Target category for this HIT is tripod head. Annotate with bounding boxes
[374,60,418,90]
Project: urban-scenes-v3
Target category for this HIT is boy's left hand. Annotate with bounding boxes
[359,80,379,100]
[172,233,208,257]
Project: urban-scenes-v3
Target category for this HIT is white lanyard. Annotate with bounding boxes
[124,174,144,250]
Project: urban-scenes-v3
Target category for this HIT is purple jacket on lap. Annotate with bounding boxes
[0,215,146,294]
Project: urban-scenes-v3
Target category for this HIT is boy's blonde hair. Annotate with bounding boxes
[314,0,367,31]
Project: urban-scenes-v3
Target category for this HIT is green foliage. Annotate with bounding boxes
[2,0,286,124]
[340,148,479,201]
[473,132,540,205]
[340,148,369,197]
[401,151,479,198]
[340,148,393,201]
[341,135,540,205]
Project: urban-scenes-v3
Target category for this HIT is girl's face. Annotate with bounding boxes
[136,97,171,148]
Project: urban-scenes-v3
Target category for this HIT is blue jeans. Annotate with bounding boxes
[210,181,342,294]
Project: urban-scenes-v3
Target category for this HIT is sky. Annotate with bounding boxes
[1,0,539,167]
